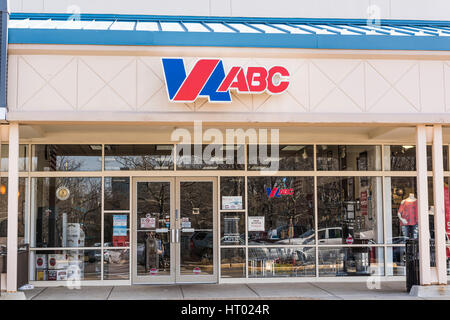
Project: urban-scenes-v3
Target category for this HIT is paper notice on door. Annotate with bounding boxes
[248,216,265,231]
[222,196,243,210]
[140,217,155,229]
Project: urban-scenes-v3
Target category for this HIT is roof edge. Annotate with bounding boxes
[8,12,450,27]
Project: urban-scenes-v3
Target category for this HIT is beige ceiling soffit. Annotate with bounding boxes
[20,125,46,139]
[368,127,414,140]
[0,125,9,141]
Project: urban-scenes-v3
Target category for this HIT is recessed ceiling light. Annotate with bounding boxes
[90,145,102,151]
[156,145,173,151]
[281,145,304,151]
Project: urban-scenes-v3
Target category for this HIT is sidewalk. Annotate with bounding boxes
[18,281,449,300]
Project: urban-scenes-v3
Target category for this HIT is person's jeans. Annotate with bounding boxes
[401,225,418,239]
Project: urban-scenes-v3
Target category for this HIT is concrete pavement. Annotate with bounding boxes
[15,281,449,300]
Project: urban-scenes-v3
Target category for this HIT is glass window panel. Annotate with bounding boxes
[316,145,381,171]
[247,177,315,245]
[31,177,102,248]
[318,247,384,277]
[0,178,28,247]
[1,144,28,172]
[247,145,314,171]
[248,247,316,278]
[104,144,174,170]
[385,177,417,244]
[31,249,101,281]
[386,246,406,276]
[447,247,450,276]
[221,212,245,245]
[103,248,130,280]
[221,248,246,278]
[32,145,102,171]
[445,179,450,248]
[176,144,244,170]
[427,145,449,171]
[317,177,384,244]
[104,177,130,211]
[104,212,130,248]
[384,145,416,171]
[220,176,245,210]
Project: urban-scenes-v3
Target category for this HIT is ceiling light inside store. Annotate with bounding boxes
[156,145,173,151]
[302,149,308,159]
[90,145,102,151]
[281,146,304,151]
[402,145,414,150]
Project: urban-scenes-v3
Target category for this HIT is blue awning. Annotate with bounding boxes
[7,13,450,51]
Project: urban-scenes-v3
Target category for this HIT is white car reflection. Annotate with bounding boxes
[274,227,343,245]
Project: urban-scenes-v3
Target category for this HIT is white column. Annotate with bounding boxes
[6,122,19,292]
[432,125,447,284]
[416,125,431,285]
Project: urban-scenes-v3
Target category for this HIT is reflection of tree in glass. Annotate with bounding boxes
[390,146,415,171]
[56,156,83,171]
[247,177,314,243]
[136,182,170,231]
[113,155,173,170]
[317,177,345,229]
[55,177,102,246]
[180,182,213,230]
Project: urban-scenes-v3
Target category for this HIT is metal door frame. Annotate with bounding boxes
[131,176,218,284]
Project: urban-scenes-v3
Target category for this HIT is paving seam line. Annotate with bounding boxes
[245,284,261,298]
[307,282,343,300]
[179,285,185,299]
[30,287,48,300]
[106,286,115,300]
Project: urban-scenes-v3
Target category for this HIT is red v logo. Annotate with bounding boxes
[173,59,220,102]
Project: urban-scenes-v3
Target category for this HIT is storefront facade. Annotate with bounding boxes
[1,4,450,290]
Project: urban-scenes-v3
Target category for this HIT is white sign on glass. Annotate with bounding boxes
[222,196,243,210]
[140,214,156,229]
[248,216,265,231]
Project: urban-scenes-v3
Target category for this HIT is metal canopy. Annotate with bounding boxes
[7,13,450,50]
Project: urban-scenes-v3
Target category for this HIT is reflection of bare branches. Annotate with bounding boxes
[247,177,314,239]
[56,156,83,171]
[55,177,102,244]
[112,155,172,170]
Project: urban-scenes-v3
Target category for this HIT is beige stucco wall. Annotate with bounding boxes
[6,45,450,124]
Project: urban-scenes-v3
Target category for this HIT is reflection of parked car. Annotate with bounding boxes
[248,247,311,265]
[318,227,343,245]
[190,231,213,258]
[275,229,315,245]
[267,225,308,241]
[275,227,343,246]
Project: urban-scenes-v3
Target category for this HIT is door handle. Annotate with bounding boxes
[176,209,179,220]
[171,229,175,243]
[176,229,180,243]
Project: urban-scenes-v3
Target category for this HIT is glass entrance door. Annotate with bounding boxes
[133,178,175,284]
[132,177,217,284]
[176,178,217,283]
